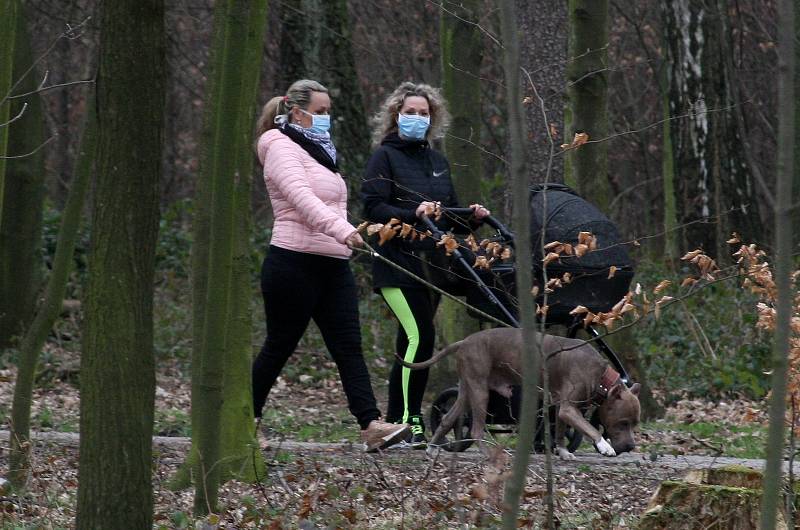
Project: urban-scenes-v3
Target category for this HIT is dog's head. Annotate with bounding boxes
[596,383,641,454]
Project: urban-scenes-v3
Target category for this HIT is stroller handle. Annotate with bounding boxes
[436,207,515,244]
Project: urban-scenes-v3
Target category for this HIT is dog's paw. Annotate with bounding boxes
[555,447,576,460]
[595,437,617,457]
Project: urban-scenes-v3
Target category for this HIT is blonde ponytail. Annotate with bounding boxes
[254,79,329,140]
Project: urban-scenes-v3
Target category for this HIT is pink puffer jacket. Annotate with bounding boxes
[257,129,356,258]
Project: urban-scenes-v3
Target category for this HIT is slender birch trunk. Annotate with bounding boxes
[500,2,540,528]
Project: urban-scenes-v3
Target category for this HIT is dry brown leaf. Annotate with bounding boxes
[473,256,490,270]
[465,233,480,252]
[570,305,589,315]
[378,224,397,245]
[399,223,413,239]
[500,247,513,260]
[583,311,595,328]
[578,232,592,245]
[608,266,617,279]
[542,252,560,266]
[681,249,703,261]
[356,221,369,233]
[680,277,697,288]
[574,243,588,257]
[366,223,383,236]
[544,241,563,251]
[531,285,540,298]
[653,280,672,294]
[562,272,572,284]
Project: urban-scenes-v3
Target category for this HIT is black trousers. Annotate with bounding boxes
[251,245,381,430]
[381,287,440,425]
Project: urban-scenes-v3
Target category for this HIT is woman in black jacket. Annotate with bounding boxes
[361,82,489,448]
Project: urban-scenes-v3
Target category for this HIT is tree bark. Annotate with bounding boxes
[564,0,609,206]
[319,0,370,191]
[663,0,759,255]
[190,0,269,515]
[435,0,484,387]
[760,0,794,527]
[517,0,566,184]
[500,1,540,528]
[0,3,46,349]
[9,100,94,491]
[75,1,165,528]
[0,0,18,230]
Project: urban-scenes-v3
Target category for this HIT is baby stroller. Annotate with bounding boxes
[422,183,635,452]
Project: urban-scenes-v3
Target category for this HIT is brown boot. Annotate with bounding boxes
[360,420,411,453]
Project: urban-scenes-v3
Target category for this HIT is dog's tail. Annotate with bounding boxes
[395,340,463,370]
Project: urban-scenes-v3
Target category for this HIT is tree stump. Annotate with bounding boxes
[638,465,788,529]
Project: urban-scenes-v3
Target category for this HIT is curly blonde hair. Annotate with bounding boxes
[371,81,450,146]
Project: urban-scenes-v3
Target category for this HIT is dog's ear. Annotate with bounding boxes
[609,384,623,399]
[629,383,641,396]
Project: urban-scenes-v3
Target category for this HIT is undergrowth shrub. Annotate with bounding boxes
[632,259,772,401]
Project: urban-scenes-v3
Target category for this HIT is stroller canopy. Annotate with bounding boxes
[529,183,633,270]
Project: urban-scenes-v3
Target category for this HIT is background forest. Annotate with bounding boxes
[4,0,785,396]
[1,0,798,528]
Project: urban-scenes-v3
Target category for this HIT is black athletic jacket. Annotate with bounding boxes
[361,133,476,290]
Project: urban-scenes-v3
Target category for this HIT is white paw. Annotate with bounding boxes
[595,438,616,457]
[556,447,576,460]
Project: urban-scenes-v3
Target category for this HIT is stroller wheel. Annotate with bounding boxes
[429,387,473,452]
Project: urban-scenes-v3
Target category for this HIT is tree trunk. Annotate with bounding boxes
[663,0,759,255]
[434,0,484,389]
[564,0,609,206]
[75,1,165,528]
[0,3,46,349]
[0,0,18,230]
[9,101,94,491]
[319,0,370,191]
[794,0,800,250]
[499,1,541,528]
[661,62,679,260]
[517,0,567,184]
[190,0,268,515]
[760,0,794,527]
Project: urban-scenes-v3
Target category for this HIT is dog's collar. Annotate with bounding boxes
[592,366,621,405]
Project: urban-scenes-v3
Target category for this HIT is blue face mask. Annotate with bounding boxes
[298,108,331,135]
[397,114,430,140]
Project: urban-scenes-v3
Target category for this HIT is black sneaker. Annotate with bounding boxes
[408,416,427,449]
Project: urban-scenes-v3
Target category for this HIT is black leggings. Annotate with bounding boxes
[380,287,440,424]
[251,245,381,430]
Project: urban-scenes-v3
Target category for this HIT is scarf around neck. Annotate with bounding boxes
[280,123,338,174]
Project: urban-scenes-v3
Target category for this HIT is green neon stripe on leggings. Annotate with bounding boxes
[381,287,420,424]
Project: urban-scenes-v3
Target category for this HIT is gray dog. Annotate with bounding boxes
[403,327,641,459]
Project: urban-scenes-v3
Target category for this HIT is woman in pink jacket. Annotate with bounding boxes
[251,79,409,452]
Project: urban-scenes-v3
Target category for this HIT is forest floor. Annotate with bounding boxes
[0,349,781,529]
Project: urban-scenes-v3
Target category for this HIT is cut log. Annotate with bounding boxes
[638,465,788,529]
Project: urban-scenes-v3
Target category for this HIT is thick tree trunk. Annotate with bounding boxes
[565,0,609,206]
[0,0,18,230]
[500,1,540,528]
[434,0,484,387]
[760,0,794,527]
[190,0,268,515]
[663,0,759,255]
[319,0,370,190]
[0,4,46,348]
[9,101,94,491]
[75,1,165,528]
[517,0,566,184]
